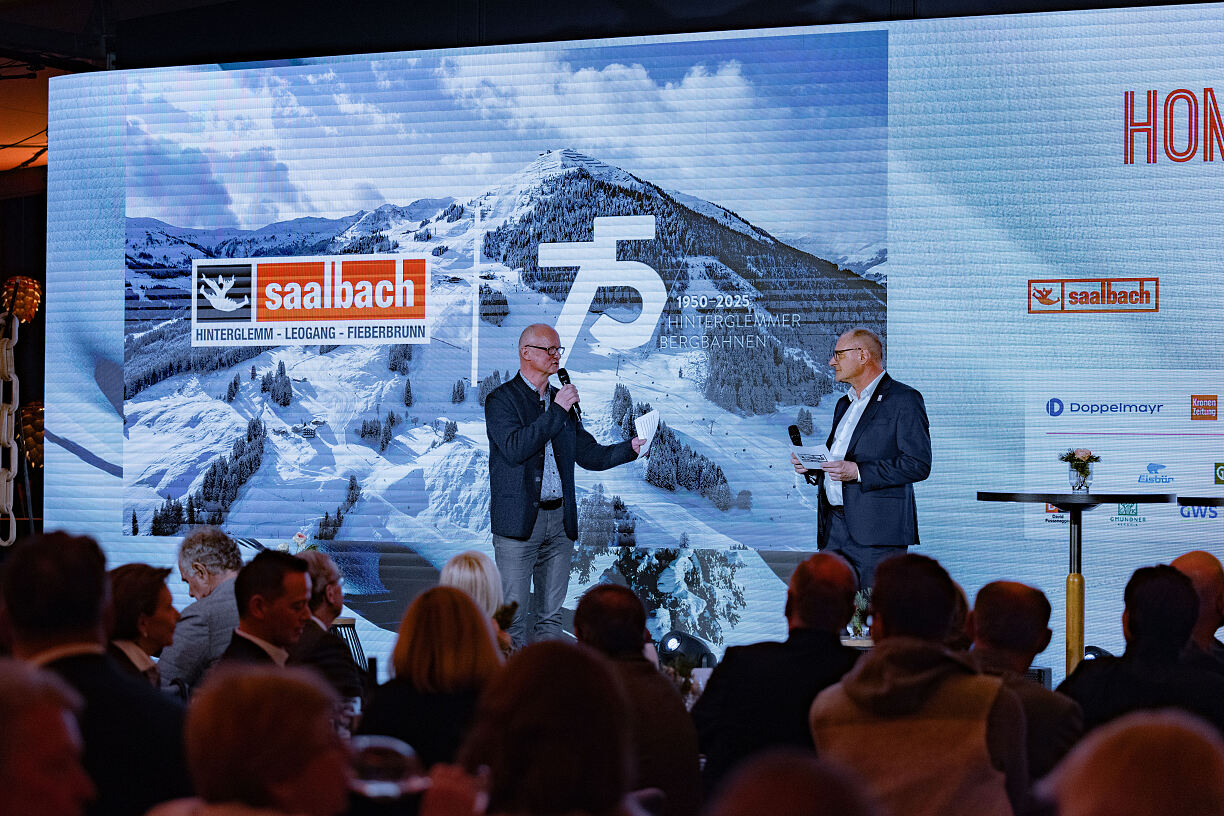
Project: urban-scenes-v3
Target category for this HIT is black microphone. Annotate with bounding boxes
[788,424,818,486]
[557,368,580,421]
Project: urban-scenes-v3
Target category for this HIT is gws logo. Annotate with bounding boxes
[1138,463,1173,484]
[1046,398,1064,416]
[196,263,253,322]
[1181,506,1219,519]
[539,216,666,368]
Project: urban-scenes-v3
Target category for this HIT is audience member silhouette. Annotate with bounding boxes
[289,550,364,699]
[440,550,513,655]
[1041,710,1224,816]
[1057,563,1224,733]
[702,749,883,816]
[158,526,242,694]
[692,552,860,793]
[148,665,351,816]
[575,583,702,816]
[359,586,503,768]
[107,563,179,686]
[809,553,1028,816]
[0,658,96,816]
[1171,550,1224,674]
[969,580,1083,778]
[1,532,191,815]
[219,549,312,667]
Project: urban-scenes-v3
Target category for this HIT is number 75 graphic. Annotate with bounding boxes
[539,215,667,368]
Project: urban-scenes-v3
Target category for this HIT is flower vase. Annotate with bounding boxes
[1069,463,1093,492]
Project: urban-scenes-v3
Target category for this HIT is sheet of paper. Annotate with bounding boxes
[634,409,660,456]
[792,443,832,468]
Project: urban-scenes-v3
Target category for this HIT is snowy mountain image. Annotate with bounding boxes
[123,148,885,647]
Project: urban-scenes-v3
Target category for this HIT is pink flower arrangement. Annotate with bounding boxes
[1059,448,1101,478]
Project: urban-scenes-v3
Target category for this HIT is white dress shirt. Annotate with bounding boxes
[824,371,886,507]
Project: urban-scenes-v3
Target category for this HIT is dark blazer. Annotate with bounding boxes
[46,653,191,816]
[218,631,277,665]
[486,374,637,541]
[691,629,860,792]
[817,374,931,550]
[1057,650,1224,735]
[106,641,147,680]
[358,679,481,768]
[290,619,365,698]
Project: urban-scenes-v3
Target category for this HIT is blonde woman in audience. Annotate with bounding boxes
[358,586,503,767]
[440,550,513,655]
[147,664,350,816]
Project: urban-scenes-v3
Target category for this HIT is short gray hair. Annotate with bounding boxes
[178,526,241,575]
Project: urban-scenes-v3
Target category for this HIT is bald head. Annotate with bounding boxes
[1172,550,1224,646]
[785,553,857,633]
[519,323,558,349]
[972,581,1052,657]
[841,328,883,365]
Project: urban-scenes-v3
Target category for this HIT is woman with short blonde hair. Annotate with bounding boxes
[439,551,503,618]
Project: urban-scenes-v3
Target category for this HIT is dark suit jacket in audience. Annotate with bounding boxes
[218,631,277,665]
[1057,649,1224,735]
[358,679,480,768]
[46,652,191,816]
[106,641,146,679]
[973,649,1083,779]
[290,619,364,698]
[691,628,859,792]
[612,655,703,816]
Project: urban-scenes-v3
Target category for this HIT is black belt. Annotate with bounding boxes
[539,497,563,511]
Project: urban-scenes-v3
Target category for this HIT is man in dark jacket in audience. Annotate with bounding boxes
[692,552,860,793]
[575,583,702,816]
[219,550,312,667]
[1171,550,1224,675]
[969,580,1083,778]
[1058,564,1224,733]
[2,532,191,815]
[290,550,364,699]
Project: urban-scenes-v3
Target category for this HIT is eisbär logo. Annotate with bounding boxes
[1028,278,1158,313]
[192,255,427,348]
[1192,395,1218,420]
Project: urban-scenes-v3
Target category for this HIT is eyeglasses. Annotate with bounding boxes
[832,347,863,358]
[523,344,565,357]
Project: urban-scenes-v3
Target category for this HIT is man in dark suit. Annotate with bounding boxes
[290,550,364,699]
[969,580,1084,779]
[218,550,312,667]
[2,533,191,816]
[485,322,642,646]
[692,552,860,794]
[793,328,931,589]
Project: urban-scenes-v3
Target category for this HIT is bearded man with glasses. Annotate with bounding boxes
[792,327,931,590]
[485,322,643,646]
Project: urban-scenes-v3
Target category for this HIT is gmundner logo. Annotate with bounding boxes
[192,255,428,347]
[1045,399,1163,416]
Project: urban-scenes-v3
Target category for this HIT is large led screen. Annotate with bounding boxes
[47,5,1224,677]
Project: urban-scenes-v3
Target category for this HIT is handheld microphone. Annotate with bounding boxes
[788,424,818,486]
[557,368,581,421]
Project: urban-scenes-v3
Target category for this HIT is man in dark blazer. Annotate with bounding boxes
[2,532,191,816]
[794,328,931,589]
[486,322,642,646]
[692,552,860,794]
[290,550,364,699]
[218,550,312,668]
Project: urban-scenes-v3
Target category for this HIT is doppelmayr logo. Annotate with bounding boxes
[1045,397,1164,417]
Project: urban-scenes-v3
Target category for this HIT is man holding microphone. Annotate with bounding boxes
[485,323,643,646]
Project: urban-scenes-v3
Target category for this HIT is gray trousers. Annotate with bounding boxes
[493,507,573,647]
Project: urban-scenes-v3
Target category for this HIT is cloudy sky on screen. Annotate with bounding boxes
[124,28,886,252]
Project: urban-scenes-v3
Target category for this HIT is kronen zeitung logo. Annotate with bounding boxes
[192,255,427,347]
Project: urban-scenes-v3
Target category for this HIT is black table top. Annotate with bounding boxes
[977,491,1177,506]
[1177,496,1224,507]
